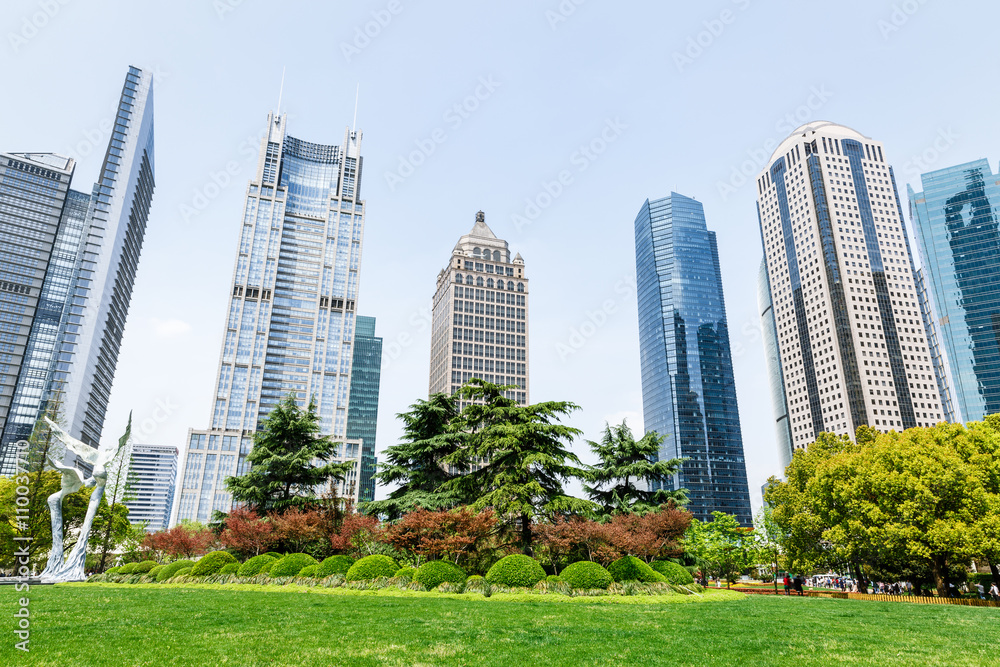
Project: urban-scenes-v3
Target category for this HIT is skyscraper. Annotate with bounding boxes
[758,258,794,471]
[0,66,155,475]
[429,212,528,405]
[125,444,177,532]
[173,113,367,524]
[909,159,1000,423]
[346,315,382,503]
[756,121,944,456]
[634,193,752,526]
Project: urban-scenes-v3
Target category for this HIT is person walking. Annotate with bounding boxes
[783,574,791,596]
[989,582,999,601]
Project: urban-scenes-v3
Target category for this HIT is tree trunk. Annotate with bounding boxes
[520,513,532,555]
[931,556,948,598]
[989,561,999,588]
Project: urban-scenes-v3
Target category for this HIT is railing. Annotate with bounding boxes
[847,593,1000,608]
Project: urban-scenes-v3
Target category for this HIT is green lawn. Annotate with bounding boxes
[2,583,998,666]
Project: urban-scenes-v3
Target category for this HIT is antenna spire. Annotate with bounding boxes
[277,66,286,116]
[352,83,360,133]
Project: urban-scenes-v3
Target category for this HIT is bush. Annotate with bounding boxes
[394,567,416,580]
[259,560,276,575]
[466,575,484,584]
[174,567,193,577]
[317,555,354,577]
[298,564,319,578]
[118,562,139,574]
[104,566,123,575]
[147,565,164,579]
[414,561,467,590]
[270,553,319,578]
[237,554,276,578]
[192,551,239,576]
[561,561,614,590]
[547,575,563,584]
[608,556,659,583]
[219,563,240,575]
[264,552,283,559]
[346,555,399,582]
[157,559,195,582]
[651,560,694,585]
[132,560,158,574]
[486,555,546,588]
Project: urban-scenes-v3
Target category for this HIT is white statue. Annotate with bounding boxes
[39,415,130,583]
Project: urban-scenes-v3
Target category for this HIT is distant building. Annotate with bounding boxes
[125,444,177,532]
[346,316,382,503]
[634,193,752,526]
[758,258,795,471]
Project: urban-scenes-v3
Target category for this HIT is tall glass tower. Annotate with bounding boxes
[634,193,752,526]
[173,113,367,524]
[0,66,155,475]
[909,159,1000,422]
[757,258,794,471]
[345,315,382,503]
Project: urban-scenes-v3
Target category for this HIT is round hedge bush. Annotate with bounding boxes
[192,551,238,576]
[651,560,694,585]
[104,566,122,575]
[219,563,240,575]
[118,562,139,574]
[237,554,276,577]
[259,560,276,575]
[157,559,195,582]
[466,575,484,584]
[413,561,467,590]
[298,564,319,578]
[546,575,563,584]
[264,552,283,559]
[317,555,354,577]
[607,556,659,583]
[174,567,193,577]
[394,567,416,580]
[485,555,546,588]
[270,553,319,578]
[346,555,399,582]
[147,565,164,579]
[131,560,158,574]
[560,561,614,589]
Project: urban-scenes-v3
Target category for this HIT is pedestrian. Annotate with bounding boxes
[989,582,999,601]
[783,574,791,596]
[975,582,985,600]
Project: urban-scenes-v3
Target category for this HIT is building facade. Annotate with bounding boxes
[756,121,944,456]
[125,444,177,532]
[345,315,382,503]
[0,66,155,475]
[909,159,1000,423]
[634,193,752,526]
[757,258,795,471]
[429,212,528,405]
[173,113,366,524]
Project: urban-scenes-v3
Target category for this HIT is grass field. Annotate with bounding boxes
[2,583,998,666]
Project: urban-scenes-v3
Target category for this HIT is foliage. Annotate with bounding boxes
[156,560,195,582]
[317,555,355,577]
[413,560,467,589]
[607,556,660,583]
[104,566,122,575]
[226,394,353,514]
[329,511,383,557]
[382,507,498,570]
[259,559,276,575]
[394,567,416,580]
[147,565,164,578]
[192,551,239,576]
[298,564,319,578]
[485,554,546,588]
[173,567,193,577]
[584,421,687,515]
[118,562,139,574]
[534,517,619,570]
[219,563,240,575]
[92,415,136,571]
[604,504,692,562]
[560,561,614,590]
[651,560,694,585]
[345,555,399,581]
[131,560,158,574]
[547,575,563,583]
[271,507,324,553]
[144,523,217,560]
[684,512,753,584]
[269,553,319,578]
[237,554,277,578]
[219,507,275,558]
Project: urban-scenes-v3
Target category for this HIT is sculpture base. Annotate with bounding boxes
[0,578,55,586]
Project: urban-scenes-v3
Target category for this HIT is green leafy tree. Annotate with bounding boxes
[684,512,752,586]
[583,421,686,516]
[226,394,352,514]
[94,425,137,570]
[363,393,469,519]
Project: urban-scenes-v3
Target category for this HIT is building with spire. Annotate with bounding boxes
[429,212,528,404]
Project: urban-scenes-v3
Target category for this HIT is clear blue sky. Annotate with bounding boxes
[3,0,997,509]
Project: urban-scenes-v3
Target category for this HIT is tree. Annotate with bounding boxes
[534,517,619,570]
[219,508,275,558]
[271,507,324,554]
[94,432,137,571]
[584,421,686,516]
[751,506,785,592]
[446,379,596,553]
[684,512,753,586]
[0,471,91,571]
[382,507,498,570]
[144,522,216,560]
[329,511,383,557]
[363,393,468,520]
[227,394,352,514]
[604,503,692,562]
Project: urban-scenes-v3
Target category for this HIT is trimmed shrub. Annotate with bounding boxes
[561,561,614,590]
[118,562,139,574]
[219,563,240,575]
[346,555,400,582]
[414,561,467,590]
[608,556,659,583]
[264,552,283,559]
[547,575,563,584]
[485,555,546,588]
[192,551,239,576]
[317,555,354,577]
[104,566,123,575]
[147,565,164,579]
[651,560,694,585]
[259,560,276,575]
[270,553,319,578]
[394,567,416,580]
[174,567,193,577]
[157,559,195,582]
[298,564,319,578]
[466,575,484,584]
[237,554,277,578]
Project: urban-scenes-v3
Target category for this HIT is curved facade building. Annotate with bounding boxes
[757,258,794,471]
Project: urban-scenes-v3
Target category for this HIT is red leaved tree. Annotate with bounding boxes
[382,507,498,570]
[220,508,276,558]
[534,517,619,571]
[330,511,383,557]
[144,523,216,560]
[605,503,692,562]
[270,507,324,553]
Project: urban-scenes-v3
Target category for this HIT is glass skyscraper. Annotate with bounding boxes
[0,66,155,475]
[634,193,752,526]
[173,113,367,524]
[757,258,794,471]
[345,315,382,503]
[909,159,1000,422]
[124,444,177,532]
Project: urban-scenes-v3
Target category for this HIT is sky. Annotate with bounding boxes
[2,0,998,511]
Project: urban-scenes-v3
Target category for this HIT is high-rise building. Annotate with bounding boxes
[125,444,177,532]
[909,159,1000,423]
[345,315,382,503]
[634,193,752,526]
[173,113,366,525]
[429,212,528,405]
[756,121,944,456]
[0,66,155,475]
[758,258,794,471]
